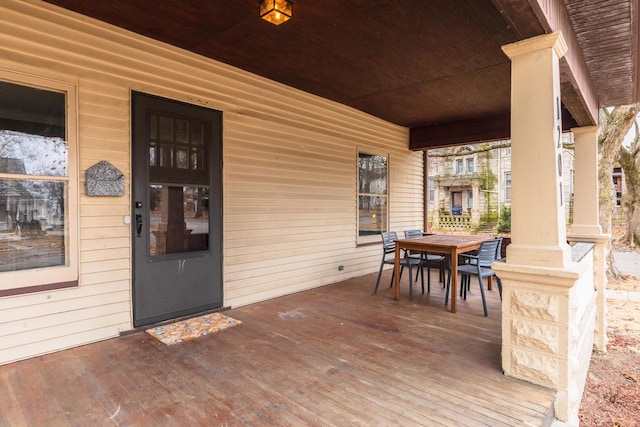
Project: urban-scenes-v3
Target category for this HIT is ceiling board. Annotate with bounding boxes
[42,0,639,147]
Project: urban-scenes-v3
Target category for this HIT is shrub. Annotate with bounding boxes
[497,204,511,233]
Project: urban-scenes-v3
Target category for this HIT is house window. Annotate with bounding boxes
[613,168,622,206]
[466,158,474,173]
[428,178,434,202]
[467,190,473,210]
[0,71,78,293]
[455,159,463,174]
[505,171,512,201]
[358,151,387,243]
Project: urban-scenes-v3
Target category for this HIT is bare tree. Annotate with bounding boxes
[618,119,640,247]
[597,103,640,275]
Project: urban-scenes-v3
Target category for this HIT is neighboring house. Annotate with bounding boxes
[613,165,626,223]
[427,139,575,231]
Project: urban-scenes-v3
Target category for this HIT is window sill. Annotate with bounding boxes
[0,280,78,298]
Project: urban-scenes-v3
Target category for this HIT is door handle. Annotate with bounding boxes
[136,214,143,237]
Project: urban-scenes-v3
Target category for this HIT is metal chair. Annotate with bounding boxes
[374,231,424,299]
[403,229,447,292]
[454,237,503,316]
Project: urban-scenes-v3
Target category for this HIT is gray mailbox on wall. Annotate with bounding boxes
[85,161,125,196]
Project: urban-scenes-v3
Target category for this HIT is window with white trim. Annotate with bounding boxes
[357,151,388,244]
[505,171,512,201]
[455,159,463,174]
[0,70,78,293]
[466,158,474,173]
[428,177,434,202]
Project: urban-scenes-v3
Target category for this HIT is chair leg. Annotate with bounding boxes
[425,262,430,293]
[408,265,414,300]
[496,276,503,299]
[374,260,386,293]
[444,270,451,306]
[442,257,450,288]
[460,275,471,298]
[478,276,488,316]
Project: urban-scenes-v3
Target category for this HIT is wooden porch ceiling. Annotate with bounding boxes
[43,0,639,149]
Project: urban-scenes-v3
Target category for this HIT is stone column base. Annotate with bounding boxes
[493,248,595,425]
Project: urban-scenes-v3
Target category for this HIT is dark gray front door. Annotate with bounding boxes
[132,92,223,327]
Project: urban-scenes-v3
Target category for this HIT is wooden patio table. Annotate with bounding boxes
[393,234,492,312]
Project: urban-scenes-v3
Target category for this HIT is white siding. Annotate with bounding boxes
[0,0,423,364]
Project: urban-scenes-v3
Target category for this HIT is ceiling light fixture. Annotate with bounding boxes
[259,0,294,25]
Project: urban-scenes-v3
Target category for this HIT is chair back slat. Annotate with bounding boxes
[477,238,501,267]
[495,237,503,261]
[381,231,398,252]
[404,229,422,239]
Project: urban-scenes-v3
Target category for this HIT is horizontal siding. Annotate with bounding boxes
[0,0,423,365]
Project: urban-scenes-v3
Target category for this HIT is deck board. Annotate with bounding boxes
[0,270,556,426]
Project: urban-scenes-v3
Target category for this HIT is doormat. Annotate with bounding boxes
[145,313,242,345]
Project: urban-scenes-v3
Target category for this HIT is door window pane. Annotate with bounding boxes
[149,113,208,177]
[149,185,209,256]
[176,146,189,169]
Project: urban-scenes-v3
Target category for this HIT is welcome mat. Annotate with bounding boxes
[145,313,242,345]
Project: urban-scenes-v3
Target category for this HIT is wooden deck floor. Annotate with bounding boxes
[0,270,556,426]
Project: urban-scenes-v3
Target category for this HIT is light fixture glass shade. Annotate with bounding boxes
[259,0,293,25]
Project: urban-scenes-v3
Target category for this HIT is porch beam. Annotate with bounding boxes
[491,0,599,125]
[530,0,599,124]
[409,114,510,150]
[410,106,579,150]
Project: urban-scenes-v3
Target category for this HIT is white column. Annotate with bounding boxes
[471,181,480,224]
[433,182,440,227]
[502,32,572,269]
[496,32,596,425]
[568,126,610,353]
[570,127,602,235]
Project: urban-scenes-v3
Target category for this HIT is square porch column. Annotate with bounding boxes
[496,32,596,425]
[502,32,572,268]
[568,126,610,352]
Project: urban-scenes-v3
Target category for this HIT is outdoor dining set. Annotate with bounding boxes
[374,230,504,316]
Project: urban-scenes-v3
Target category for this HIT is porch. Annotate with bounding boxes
[0,271,555,426]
